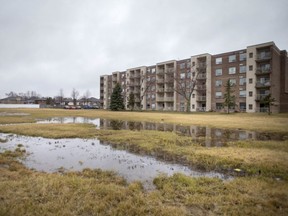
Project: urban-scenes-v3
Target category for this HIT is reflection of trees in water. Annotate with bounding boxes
[110,120,124,130]
[98,118,284,145]
[128,121,142,131]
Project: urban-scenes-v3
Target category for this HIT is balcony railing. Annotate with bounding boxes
[156,88,164,92]
[256,94,270,101]
[197,107,206,112]
[133,89,140,94]
[157,97,165,102]
[165,87,174,92]
[257,107,269,113]
[164,96,174,102]
[197,96,206,101]
[197,85,206,90]
[157,69,165,74]
[256,68,271,75]
[256,52,271,61]
[256,81,271,88]
[197,73,206,79]
[157,78,164,83]
[166,68,174,74]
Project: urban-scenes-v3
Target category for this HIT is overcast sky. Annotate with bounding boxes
[0,0,287,99]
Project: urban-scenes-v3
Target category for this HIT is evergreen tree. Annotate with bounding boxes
[109,83,125,111]
[128,92,135,111]
[261,94,275,115]
[223,79,236,114]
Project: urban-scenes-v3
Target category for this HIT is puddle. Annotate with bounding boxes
[37,117,100,126]
[0,133,229,189]
[36,117,286,147]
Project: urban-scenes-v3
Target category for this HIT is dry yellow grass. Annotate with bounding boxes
[0,108,288,133]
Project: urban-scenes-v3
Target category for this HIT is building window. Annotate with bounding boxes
[249,65,253,71]
[215,80,222,87]
[192,62,195,66]
[249,78,253,84]
[180,63,186,69]
[192,104,195,109]
[249,53,253,58]
[240,53,247,61]
[240,65,246,73]
[187,72,191,78]
[249,104,253,110]
[229,55,236,62]
[239,90,246,98]
[180,73,185,79]
[215,91,222,98]
[151,68,156,73]
[239,77,246,85]
[229,79,236,86]
[215,57,222,65]
[192,94,195,98]
[249,91,253,97]
[229,67,236,74]
[215,68,222,76]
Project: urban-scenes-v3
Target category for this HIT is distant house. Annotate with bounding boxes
[0,96,24,104]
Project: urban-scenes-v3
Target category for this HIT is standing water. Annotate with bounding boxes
[0,133,229,189]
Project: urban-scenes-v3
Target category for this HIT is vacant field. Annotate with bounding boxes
[0,108,288,215]
[0,108,288,133]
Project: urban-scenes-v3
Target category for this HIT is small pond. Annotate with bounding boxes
[37,117,286,147]
[0,133,228,189]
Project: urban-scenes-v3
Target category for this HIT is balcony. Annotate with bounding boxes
[165,87,174,92]
[112,77,118,82]
[197,107,206,112]
[256,81,271,88]
[166,68,174,74]
[164,96,174,102]
[197,73,206,79]
[157,78,164,83]
[197,96,206,101]
[165,78,173,83]
[134,74,141,78]
[256,52,271,61]
[157,69,165,74]
[133,89,140,94]
[256,67,271,75]
[157,97,165,102]
[196,85,206,91]
[157,88,164,93]
[134,82,141,86]
[255,94,270,101]
[257,107,269,113]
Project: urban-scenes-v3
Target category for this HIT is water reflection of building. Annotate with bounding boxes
[99,119,261,147]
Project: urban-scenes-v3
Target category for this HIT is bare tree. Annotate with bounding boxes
[71,88,79,106]
[172,63,204,112]
[5,91,18,97]
[82,89,91,105]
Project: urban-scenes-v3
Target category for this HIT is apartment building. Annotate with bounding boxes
[100,41,288,113]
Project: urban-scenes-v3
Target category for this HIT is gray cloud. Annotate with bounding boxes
[0,0,287,98]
